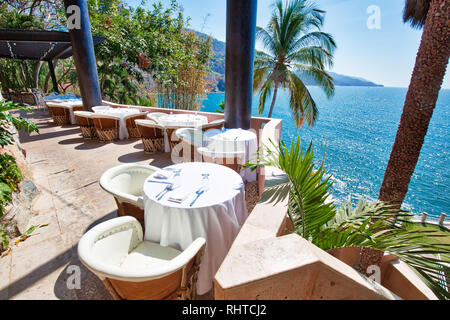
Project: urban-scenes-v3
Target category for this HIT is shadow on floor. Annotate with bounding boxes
[58,137,85,145]
[133,143,144,150]
[19,127,81,143]
[53,212,117,300]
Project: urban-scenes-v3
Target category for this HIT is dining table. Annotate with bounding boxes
[204,128,258,182]
[142,162,248,295]
[92,106,140,140]
[46,100,83,125]
[157,113,208,152]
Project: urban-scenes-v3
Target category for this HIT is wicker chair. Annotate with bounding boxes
[135,120,165,154]
[92,105,110,112]
[91,114,120,142]
[74,111,97,139]
[174,128,207,162]
[46,103,70,125]
[198,147,245,174]
[99,163,160,230]
[78,216,206,300]
[199,119,225,132]
[147,112,168,123]
[124,112,148,138]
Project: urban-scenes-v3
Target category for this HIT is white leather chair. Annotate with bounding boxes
[99,163,160,230]
[78,216,206,300]
[174,128,207,163]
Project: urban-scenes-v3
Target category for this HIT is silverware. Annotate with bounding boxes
[147,180,173,184]
[156,184,174,200]
[189,189,205,207]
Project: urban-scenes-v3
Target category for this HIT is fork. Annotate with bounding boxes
[156,184,175,200]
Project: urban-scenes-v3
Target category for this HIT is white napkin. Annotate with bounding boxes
[153,170,174,180]
[167,190,189,203]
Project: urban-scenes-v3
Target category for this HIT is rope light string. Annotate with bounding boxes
[7,41,15,59]
[40,42,57,61]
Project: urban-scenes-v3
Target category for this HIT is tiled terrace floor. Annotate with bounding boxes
[1,109,173,299]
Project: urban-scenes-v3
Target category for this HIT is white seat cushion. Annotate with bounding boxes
[120,242,181,272]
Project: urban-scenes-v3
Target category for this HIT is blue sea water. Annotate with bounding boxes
[200,87,449,219]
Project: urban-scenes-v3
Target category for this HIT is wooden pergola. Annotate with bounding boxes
[0,29,105,94]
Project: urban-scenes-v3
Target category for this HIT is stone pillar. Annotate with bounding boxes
[224,0,257,129]
[64,0,102,111]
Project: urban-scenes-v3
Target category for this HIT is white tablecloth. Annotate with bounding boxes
[205,128,258,182]
[158,114,208,152]
[93,107,139,140]
[142,162,248,295]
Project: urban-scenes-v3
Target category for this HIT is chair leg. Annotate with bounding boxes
[102,279,122,300]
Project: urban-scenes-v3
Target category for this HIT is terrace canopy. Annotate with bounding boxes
[0,29,105,93]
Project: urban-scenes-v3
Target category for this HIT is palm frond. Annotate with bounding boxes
[287,71,318,127]
[249,136,450,299]
[403,0,431,29]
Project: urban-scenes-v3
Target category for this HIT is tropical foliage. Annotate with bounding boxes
[0,0,213,108]
[0,99,39,252]
[253,0,336,127]
[247,136,450,299]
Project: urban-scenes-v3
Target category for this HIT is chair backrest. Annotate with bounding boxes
[147,112,168,123]
[91,114,120,129]
[74,111,95,126]
[92,106,110,113]
[200,119,225,132]
[135,120,165,139]
[175,128,205,147]
[100,164,160,200]
[72,104,84,112]
[124,113,148,128]
[47,105,67,116]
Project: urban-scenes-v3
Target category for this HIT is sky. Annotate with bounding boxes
[126,0,449,89]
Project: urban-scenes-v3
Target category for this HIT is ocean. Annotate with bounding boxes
[200,87,449,220]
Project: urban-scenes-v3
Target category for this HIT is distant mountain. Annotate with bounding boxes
[194,30,383,91]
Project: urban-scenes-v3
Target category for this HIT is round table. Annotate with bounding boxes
[157,114,208,152]
[205,128,258,182]
[93,107,139,140]
[142,162,248,295]
[158,113,208,128]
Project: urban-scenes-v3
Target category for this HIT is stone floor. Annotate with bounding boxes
[0,109,257,300]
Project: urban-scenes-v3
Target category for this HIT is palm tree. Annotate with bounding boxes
[360,0,449,277]
[253,0,336,127]
[379,0,449,205]
[247,137,450,299]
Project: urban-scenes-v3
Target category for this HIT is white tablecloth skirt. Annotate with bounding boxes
[142,163,248,295]
[94,108,139,140]
[206,129,258,182]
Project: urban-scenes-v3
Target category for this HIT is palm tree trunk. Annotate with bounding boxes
[268,83,279,118]
[359,0,449,277]
[380,0,449,205]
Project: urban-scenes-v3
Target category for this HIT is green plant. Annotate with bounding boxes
[253,0,336,127]
[215,100,225,114]
[247,136,450,299]
[0,99,38,220]
[0,100,39,147]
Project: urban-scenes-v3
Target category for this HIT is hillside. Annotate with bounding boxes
[195,30,383,91]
